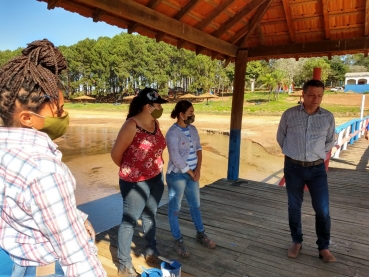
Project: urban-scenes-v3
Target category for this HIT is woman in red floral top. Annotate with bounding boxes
[111,88,167,277]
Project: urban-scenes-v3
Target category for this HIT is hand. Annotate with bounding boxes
[187,169,196,180]
[193,167,201,182]
[84,220,96,241]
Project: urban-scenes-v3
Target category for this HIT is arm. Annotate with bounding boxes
[276,112,287,149]
[32,173,106,277]
[166,129,192,175]
[111,119,136,166]
[365,123,369,140]
[325,115,336,153]
[193,150,202,182]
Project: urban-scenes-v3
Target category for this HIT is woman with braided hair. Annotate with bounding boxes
[0,39,107,277]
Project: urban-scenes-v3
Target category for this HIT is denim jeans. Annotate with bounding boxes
[11,261,64,277]
[117,172,164,269]
[284,159,331,250]
[166,171,204,240]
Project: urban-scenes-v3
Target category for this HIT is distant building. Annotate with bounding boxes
[344,72,369,93]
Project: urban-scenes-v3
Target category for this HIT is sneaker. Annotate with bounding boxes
[117,266,138,277]
[196,231,216,249]
[173,237,190,258]
[144,245,161,263]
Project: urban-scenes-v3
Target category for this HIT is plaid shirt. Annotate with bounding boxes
[0,128,106,277]
[277,104,335,161]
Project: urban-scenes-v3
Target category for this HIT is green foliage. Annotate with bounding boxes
[1,34,368,98]
[64,91,362,117]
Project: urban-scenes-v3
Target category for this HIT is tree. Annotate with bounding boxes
[296,58,331,85]
[326,56,349,87]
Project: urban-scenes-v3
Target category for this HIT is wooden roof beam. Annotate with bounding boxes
[366,0,369,36]
[73,0,237,57]
[47,0,60,10]
[246,37,369,58]
[148,0,164,9]
[175,0,201,20]
[128,22,139,34]
[177,39,186,49]
[239,0,274,48]
[212,0,267,38]
[322,0,331,39]
[282,0,296,42]
[195,0,235,30]
[256,24,265,46]
[223,56,232,68]
[156,31,166,43]
[92,8,105,22]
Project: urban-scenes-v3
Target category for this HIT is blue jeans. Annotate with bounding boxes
[166,172,204,240]
[11,261,64,277]
[284,159,331,250]
[117,172,164,268]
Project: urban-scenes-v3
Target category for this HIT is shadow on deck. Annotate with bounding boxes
[96,139,369,277]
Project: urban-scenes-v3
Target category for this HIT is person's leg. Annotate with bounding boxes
[166,172,190,257]
[183,175,204,233]
[141,173,164,259]
[284,160,306,245]
[117,178,148,271]
[305,163,331,250]
[166,172,186,240]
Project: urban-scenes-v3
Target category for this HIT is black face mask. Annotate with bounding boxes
[183,114,195,125]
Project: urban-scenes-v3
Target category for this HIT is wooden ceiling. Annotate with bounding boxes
[38,0,369,62]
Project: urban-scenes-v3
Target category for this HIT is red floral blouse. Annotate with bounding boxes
[119,119,166,182]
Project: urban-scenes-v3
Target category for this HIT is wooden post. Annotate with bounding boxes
[227,49,248,180]
[313,68,322,80]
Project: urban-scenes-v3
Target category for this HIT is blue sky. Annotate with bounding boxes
[0,0,124,51]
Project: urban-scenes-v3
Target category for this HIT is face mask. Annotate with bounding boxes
[182,114,195,125]
[33,112,69,140]
[149,106,163,119]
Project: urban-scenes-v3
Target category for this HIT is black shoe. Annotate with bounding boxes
[196,231,216,249]
[117,266,138,277]
[173,237,190,258]
[144,245,161,263]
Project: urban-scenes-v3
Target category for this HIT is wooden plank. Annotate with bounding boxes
[282,0,296,42]
[365,0,369,37]
[246,37,369,58]
[71,0,237,57]
[212,0,267,38]
[322,0,331,39]
[239,0,274,48]
[195,0,235,30]
[95,138,369,277]
[174,0,201,20]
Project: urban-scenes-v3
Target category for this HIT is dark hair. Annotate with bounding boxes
[127,87,166,119]
[302,79,325,93]
[170,100,193,119]
[0,39,67,126]
[127,96,146,119]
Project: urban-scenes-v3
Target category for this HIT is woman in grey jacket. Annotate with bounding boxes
[166,100,216,258]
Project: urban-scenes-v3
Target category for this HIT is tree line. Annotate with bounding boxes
[1,32,369,99]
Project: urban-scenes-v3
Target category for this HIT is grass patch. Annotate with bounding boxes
[65,91,365,117]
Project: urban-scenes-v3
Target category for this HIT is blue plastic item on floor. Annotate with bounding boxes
[140,267,162,277]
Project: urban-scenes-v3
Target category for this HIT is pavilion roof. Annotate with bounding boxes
[38,0,369,62]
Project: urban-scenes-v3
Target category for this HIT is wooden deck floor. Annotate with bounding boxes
[96,138,369,277]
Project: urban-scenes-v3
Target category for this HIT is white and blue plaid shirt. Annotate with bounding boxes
[0,128,106,276]
[277,104,335,161]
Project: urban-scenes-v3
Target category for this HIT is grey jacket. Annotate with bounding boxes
[166,124,202,174]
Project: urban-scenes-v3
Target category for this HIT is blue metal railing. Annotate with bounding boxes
[332,116,369,158]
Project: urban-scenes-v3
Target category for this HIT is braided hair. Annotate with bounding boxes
[0,39,67,126]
